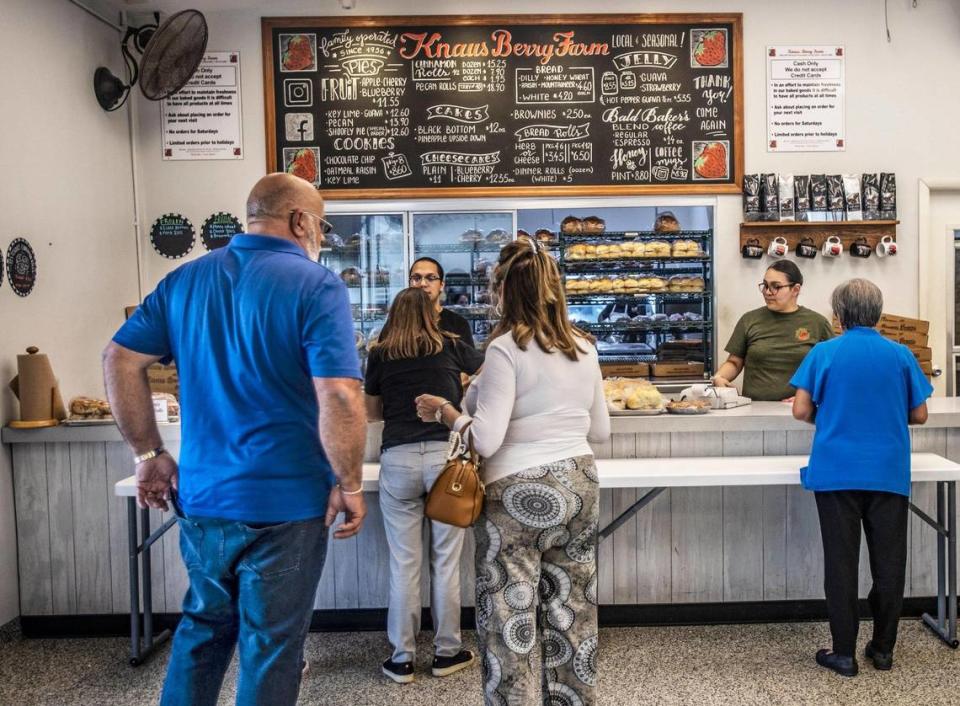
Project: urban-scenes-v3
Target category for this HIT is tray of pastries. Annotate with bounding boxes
[565,241,675,261]
[665,399,711,415]
[604,378,665,414]
[566,276,668,295]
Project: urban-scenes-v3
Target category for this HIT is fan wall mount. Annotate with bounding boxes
[94,9,209,111]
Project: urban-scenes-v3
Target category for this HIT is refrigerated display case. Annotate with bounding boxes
[518,205,714,385]
[321,212,405,369]
[411,211,514,346]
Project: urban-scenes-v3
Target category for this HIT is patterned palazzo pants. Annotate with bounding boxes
[474,454,599,706]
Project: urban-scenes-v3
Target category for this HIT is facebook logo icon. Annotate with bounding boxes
[284,113,314,142]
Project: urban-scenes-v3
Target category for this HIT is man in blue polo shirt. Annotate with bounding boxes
[791,278,932,678]
[103,173,367,706]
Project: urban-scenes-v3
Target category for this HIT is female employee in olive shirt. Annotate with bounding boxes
[712,260,833,401]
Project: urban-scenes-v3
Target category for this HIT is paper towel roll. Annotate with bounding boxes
[8,347,65,422]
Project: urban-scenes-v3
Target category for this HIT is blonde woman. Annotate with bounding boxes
[417,237,610,706]
[365,287,484,684]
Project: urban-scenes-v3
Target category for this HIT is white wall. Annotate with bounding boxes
[135,0,960,343]
[0,0,139,623]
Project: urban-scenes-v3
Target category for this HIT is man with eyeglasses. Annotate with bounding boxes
[104,173,367,706]
[712,260,833,401]
[408,257,475,347]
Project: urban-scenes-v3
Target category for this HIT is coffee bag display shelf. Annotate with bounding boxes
[263,13,744,199]
[738,220,898,252]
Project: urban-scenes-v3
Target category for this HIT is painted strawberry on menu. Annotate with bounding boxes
[693,30,726,67]
[694,142,727,179]
[288,148,318,184]
[283,35,314,71]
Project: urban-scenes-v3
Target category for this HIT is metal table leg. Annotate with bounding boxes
[127,499,176,666]
[599,487,666,542]
[919,480,959,648]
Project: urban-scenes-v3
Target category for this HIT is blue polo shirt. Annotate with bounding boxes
[789,327,933,496]
[113,234,361,522]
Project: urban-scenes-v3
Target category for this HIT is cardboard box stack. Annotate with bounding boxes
[832,312,932,376]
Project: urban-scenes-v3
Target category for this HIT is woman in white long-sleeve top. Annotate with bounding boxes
[416,235,610,706]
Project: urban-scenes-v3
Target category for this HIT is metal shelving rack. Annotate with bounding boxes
[558,227,714,378]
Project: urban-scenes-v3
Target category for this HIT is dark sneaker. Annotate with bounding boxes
[432,649,476,677]
[864,641,893,670]
[382,658,414,684]
[815,649,858,677]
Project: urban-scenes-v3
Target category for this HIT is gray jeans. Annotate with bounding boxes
[379,440,466,662]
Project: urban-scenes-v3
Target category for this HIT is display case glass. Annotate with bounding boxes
[321,212,405,368]
[411,211,514,347]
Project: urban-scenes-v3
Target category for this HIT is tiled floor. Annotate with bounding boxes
[1,620,959,705]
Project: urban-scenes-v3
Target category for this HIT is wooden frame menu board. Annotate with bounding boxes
[262,14,743,199]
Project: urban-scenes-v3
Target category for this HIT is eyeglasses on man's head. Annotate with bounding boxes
[290,209,333,235]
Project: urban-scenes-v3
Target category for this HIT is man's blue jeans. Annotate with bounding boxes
[160,513,328,706]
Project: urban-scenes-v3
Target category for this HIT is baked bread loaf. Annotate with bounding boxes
[645,241,671,257]
[654,212,681,233]
[340,267,361,285]
[561,216,583,234]
[582,216,606,234]
[535,228,554,243]
[69,397,112,419]
[486,229,511,244]
[566,243,587,260]
[672,240,701,257]
[460,229,484,242]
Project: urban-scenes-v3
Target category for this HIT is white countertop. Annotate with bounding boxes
[113,453,960,496]
[7,398,960,444]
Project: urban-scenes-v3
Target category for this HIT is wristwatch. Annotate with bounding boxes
[134,446,166,465]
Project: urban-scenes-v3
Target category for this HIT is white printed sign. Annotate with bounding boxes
[162,51,244,160]
[766,45,844,152]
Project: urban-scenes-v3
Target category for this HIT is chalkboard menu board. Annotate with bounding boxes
[263,14,743,199]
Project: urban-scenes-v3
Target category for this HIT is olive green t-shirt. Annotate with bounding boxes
[724,306,833,401]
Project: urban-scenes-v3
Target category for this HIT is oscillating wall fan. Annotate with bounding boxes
[94,9,209,111]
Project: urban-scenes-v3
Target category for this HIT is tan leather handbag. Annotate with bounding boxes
[425,423,484,528]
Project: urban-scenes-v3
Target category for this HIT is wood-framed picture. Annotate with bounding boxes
[262,14,744,199]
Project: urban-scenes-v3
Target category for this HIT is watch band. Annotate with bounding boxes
[134,446,166,464]
[434,400,452,424]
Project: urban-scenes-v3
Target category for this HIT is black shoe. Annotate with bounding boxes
[431,649,476,677]
[864,641,893,670]
[382,658,414,684]
[815,649,858,677]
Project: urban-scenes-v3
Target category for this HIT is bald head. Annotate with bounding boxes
[246,172,323,221]
[246,173,327,260]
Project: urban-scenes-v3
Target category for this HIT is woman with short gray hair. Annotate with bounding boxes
[790,278,933,677]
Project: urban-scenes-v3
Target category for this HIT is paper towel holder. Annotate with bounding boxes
[7,346,64,429]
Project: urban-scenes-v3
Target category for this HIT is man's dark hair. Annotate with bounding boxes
[409,257,444,281]
[767,259,803,286]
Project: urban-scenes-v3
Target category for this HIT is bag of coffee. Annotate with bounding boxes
[843,174,863,221]
[743,174,762,221]
[761,173,779,221]
[862,174,880,220]
[827,175,845,221]
[794,175,811,221]
[778,174,796,221]
[880,172,897,219]
[810,174,828,222]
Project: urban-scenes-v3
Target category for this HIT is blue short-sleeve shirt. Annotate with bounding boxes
[789,327,933,496]
[113,234,361,522]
